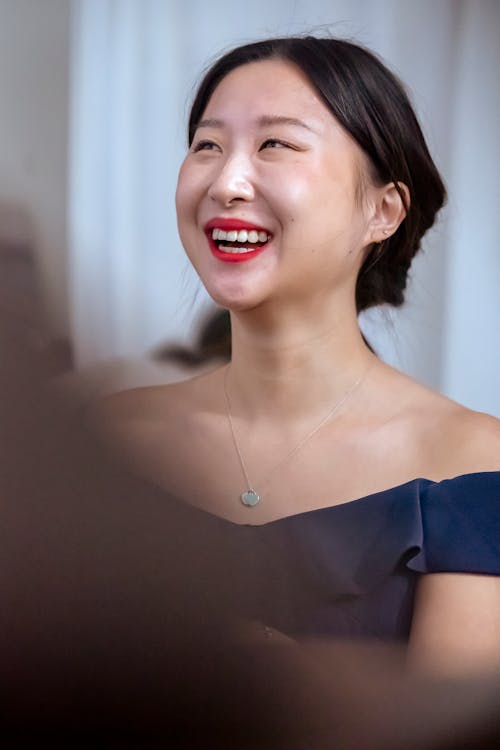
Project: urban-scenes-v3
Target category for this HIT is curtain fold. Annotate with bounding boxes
[440,0,500,415]
[69,0,189,365]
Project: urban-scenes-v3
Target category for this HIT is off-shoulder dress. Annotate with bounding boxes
[186,472,500,640]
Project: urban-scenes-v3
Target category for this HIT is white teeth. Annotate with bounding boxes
[210,227,270,244]
[212,228,227,240]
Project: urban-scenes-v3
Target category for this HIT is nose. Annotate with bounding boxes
[208,153,255,207]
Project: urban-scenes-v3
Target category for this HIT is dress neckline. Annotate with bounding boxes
[177,470,500,529]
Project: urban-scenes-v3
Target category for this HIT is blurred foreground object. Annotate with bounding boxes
[1,308,500,748]
[0,202,42,345]
[56,307,231,401]
[0,201,72,373]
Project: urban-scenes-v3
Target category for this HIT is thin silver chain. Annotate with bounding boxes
[223,361,372,496]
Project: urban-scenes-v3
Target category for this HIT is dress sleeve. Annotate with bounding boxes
[406,472,500,575]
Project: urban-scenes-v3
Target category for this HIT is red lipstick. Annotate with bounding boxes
[204,217,272,263]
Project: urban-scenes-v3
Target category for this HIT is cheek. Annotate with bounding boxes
[175,167,192,219]
[285,153,355,204]
[270,165,355,240]
[260,165,317,230]
[175,161,205,222]
[175,184,197,258]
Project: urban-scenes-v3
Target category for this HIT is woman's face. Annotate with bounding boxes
[176,59,377,312]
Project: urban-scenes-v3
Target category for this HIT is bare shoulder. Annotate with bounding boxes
[439,404,500,473]
[405,376,500,477]
[373,363,500,478]
[409,406,500,675]
[86,365,227,487]
[88,365,225,441]
[397,376,500,675]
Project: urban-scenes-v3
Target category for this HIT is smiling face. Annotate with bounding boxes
[175,58,380,312]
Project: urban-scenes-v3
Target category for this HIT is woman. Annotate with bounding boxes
[99,36,500,674]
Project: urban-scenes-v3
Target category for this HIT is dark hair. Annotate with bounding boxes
[154,308,231,366]
[187,36,446,313]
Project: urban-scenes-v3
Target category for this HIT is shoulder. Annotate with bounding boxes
[93,365,221,417]
[385,366,500,478]
[85,366,226,485]
[88,384,176,436]
[372,363,500,479]
[404,399,500,675]
[87,365,225,445]
[428,403,500,477]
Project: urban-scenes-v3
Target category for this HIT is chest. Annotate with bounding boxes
[140,413,427,525]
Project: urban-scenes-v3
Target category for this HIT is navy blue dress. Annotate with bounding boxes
[198,472,500,642]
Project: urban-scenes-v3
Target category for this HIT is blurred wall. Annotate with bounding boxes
[0,0,70,337]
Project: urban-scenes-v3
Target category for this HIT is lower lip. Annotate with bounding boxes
[207,234,269,263]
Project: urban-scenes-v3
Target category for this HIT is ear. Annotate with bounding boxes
[364,181,410,245]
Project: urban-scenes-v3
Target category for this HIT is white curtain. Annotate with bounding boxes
[69,0,189,364]
[68,0,500,416]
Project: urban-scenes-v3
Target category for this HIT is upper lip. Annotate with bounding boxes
[204,217,272,234]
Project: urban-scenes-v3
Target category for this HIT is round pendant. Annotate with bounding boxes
[241,489,260,507]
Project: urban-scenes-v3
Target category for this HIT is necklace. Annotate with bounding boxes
[223,362,372,507]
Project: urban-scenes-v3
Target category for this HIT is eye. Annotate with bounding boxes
[260,138,291,150]
[192,140,220,153]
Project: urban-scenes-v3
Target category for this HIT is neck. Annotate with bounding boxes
[226,300,375,423]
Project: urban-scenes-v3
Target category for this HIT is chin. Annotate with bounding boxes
[203,279,266,312]
[208,292,263,313]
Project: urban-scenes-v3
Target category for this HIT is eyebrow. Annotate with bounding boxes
[196,115,316,132]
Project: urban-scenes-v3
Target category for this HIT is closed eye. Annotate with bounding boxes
[192,140,220,153]
[259,138,294,150]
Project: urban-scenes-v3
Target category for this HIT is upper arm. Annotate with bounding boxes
[408,572,500,676]
[409,412,500,676]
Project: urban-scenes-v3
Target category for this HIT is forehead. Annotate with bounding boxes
[202,59,334,129]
